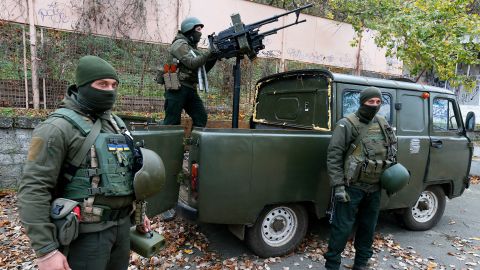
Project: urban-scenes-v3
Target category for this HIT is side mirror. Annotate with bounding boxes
[465,111,475,132]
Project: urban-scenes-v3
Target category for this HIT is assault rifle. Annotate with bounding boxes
[208,3,313,60]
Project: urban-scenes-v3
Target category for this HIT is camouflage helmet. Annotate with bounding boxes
[380,163,410,194]
[180,17,204,33]
[133,148,166,200]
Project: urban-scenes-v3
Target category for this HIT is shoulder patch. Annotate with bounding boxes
[27,137,44,161]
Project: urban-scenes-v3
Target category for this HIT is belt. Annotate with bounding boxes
[100,206,132,221]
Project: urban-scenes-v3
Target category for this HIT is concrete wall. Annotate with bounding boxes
[0,117,40,188]
[0,0,403,75]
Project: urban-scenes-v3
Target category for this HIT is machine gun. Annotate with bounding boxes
[208,3,312,128]
[208,3,313,60]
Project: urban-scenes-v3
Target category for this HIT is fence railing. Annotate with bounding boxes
[0,22,288,120]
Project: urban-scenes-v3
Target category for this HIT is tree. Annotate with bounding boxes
[252,0,480,88]
[327,0,480,89]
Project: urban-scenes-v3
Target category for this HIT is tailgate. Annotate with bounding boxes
[131,125,184,216]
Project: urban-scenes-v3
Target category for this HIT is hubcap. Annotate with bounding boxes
[411,190,438,223]
[261,207,297,247]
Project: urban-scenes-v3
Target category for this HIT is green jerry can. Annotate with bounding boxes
[130,227,166,258]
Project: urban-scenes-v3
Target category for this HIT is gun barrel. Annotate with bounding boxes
[248,3,313,30]
[259,19,307,37]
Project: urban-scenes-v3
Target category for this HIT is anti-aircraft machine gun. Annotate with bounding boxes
[208,3,313,128]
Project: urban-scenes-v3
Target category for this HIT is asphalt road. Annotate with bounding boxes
[179,162,480,270]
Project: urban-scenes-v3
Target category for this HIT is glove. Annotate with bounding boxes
[334,186,351,202]
[208,43,221,60]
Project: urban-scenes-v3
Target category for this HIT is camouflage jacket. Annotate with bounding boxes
[168,32,216,88]
[17,85,134,257]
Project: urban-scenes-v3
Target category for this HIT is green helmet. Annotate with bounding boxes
[133,148,166,200]
[180,17,204,33]
[380,163,410,194]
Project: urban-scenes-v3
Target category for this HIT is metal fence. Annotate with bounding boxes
[0,21,283,120]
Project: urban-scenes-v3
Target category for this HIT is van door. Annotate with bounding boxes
[427,94,470,195]
[385,90,430,209]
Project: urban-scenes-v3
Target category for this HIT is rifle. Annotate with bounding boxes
[208,3,313,60]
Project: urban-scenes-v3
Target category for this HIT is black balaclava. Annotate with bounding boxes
[187,30,202,44]
[74,55,119,114]
[356,87,382,123]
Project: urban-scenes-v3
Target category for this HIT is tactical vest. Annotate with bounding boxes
[169,38,200,86]
[344,114,397,185]
[51,108,134,200]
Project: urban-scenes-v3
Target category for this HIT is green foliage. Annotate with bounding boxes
[329,0,480,89]
[0,108,15,117]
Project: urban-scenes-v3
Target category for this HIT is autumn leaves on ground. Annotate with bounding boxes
[1,178,479,270]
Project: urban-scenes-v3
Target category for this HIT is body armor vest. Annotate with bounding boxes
[344,114,397,185]
[51,108,134,200]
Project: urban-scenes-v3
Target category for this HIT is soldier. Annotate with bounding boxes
[324,87,397,270]
[163,17,217,127]
[18,55,154,270]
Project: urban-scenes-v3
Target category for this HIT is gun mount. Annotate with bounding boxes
[208,3,312,60]
[209,3,312,128]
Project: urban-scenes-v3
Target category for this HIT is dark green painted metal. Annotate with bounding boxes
[191,128,331,225]
[131,125,184,217]
[384,90,430,209]
[255,74,330,129]
[183,69,470,226]
[258,69,454,95]
[427,93,471,197]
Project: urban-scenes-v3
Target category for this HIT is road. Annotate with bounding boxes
[177,162,480,270]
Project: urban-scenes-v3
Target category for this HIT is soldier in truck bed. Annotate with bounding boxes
[324,87,397,270]
[163,17,218,128]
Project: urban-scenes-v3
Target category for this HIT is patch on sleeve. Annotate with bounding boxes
[27,137,44,161]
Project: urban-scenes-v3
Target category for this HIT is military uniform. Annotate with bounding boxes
[18,56,138,270]
[163,27,216,127]
[324,88,396,270]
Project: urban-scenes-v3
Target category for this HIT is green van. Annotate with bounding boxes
[173,69,474,257]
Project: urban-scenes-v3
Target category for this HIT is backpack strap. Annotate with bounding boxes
[345,114,373,157]
[70,119,102,168]
[50,108,92,135]
[111,114,127,131]
[375,115,398,162]
[50,108,103,175]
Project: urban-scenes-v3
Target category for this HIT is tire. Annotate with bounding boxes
[402,186,446,231]
[245,204,308,258]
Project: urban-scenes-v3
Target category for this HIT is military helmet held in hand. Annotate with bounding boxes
[380,163,410,194]
[181,17,204,34]
[133,147,166,200]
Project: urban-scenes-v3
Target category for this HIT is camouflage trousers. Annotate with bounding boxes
[324,186,381,270]
[163,85,207,127]
[62,217,132,270]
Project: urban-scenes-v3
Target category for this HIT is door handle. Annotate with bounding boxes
[431,140,443,148]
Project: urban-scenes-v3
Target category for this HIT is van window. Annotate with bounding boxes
[399,94,425,132]
[342,91,392,123]
[432,98,459,131]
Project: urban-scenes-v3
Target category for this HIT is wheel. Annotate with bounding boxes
[245,204,308,258]
[402,186,446,231]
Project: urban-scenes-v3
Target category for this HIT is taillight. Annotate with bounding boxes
[191,163,199,192]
